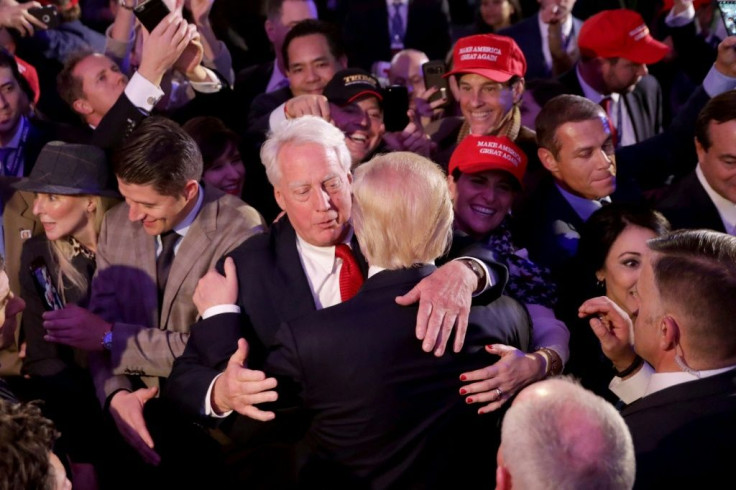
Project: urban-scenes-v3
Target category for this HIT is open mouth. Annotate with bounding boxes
[470,204,497,217]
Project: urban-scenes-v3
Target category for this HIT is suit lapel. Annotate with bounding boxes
[273,218,321,319]
[134,221,159,326]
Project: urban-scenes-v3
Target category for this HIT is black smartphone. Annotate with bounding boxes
[422,59,450,106]
[383,85,410,132]
[29,258,63,311]
[28,5,60,29]
[718,1,736,36]
[134,0,171,33]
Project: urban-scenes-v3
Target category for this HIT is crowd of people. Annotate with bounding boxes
[0,0,735,489]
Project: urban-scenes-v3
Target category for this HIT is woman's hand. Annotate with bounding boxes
[459,344,546,414]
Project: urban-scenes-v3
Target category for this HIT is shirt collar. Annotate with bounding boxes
[171,183,204,237]
[386,0,408,6]
[695,163,736,231]
[555,182,605,222]
[295,226,355,274]
[645,364,736,397]
[3,116,27,150]
[576,65,620,104]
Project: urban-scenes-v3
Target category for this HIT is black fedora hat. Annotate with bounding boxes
[13,141,119,198]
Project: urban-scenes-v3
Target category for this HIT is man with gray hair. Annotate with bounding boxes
[497,376,635,490]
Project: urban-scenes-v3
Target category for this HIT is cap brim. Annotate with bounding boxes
[615,38,670,65]
[444,68,513,83]
[453,162,524,189]
[346,90,384,105]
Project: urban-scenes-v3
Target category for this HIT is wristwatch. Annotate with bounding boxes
[102,330,113,351]
[460,258,486,294]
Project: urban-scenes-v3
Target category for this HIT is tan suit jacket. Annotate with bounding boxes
[89,185,265,402]
[0,188,42,376]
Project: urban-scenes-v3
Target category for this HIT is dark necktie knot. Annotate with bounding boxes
[335,243,364,301]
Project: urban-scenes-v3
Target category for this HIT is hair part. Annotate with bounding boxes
[352,151,453,268]
[261,115,351,187]
[536,94,607,158]
[112,117,203,196]
[648,229,736,362]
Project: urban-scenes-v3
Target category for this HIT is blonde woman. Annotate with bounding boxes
[14,142,120,490]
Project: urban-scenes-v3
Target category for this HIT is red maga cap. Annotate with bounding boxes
[445,34,527,82]
[449,135,527,187]
[578,9,669,64]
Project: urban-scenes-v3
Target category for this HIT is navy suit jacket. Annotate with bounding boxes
[622,368,736,489]
[499,14,583,81]
[263,265,529,489]
[558,67,663,144]
[652,170,726,232]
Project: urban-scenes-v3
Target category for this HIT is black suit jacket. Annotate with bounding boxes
[558,68,663,144]
[263,265,529,489]
[499,14,583,82]
[622,369,736,489]
[343,0,451,71]
[235,60,275,115]
[652,170,726,232]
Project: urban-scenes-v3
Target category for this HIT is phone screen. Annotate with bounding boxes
[383,85,410,132]
[719,1,736,36]
[30,259,63,311]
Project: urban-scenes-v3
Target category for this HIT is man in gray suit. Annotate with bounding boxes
[40,117,265,474]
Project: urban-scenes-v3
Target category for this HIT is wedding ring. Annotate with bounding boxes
[495,387,503,399]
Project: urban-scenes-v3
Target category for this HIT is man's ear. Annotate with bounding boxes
[538,147,560,176]
[512,77,525,104]
[183,179,199,202]
[274,186,287,211]
[264,18,276,43]
[660,315,680,351]
[72,98,92,116]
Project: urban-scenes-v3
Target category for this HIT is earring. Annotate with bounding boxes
[596,278,605,291]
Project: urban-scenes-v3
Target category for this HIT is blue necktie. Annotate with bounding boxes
[390,2,404,45]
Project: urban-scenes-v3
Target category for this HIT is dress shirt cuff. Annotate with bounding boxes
[664,3,695,27]
[269,102,288,131]
[204,373,233,418]
[456,256,492,295]
[189,67,223,93]
[704,64,736,97]
[202,304,241,319]
[609,361,654,405]
[125,72,164,112]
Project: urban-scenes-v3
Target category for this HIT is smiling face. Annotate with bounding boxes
[539,118,616,199]
[458,73,523,136]
[448,169,515,239]
[203,142,246,196]
[273,141,352,247]
[0,65,28,143]
[117,179,198,236]
[598,225,657,316]
[330,96,385,165]
[286,33,344,96]
[697,119,736,204]
[32,193,95,243]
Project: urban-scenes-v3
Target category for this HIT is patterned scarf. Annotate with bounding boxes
[485,218,558,308]
[68,236,95,261]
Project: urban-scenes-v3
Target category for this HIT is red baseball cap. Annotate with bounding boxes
[578,9,669,64]
[444,34,527,82]
[449,135,527,187]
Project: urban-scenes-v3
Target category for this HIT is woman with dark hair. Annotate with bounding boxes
[183,116,246,197]
[561,202,671,401]
[476,0,522,33]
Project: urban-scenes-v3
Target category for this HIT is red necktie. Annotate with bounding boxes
[600,96,618,147]
[335,244,364,301]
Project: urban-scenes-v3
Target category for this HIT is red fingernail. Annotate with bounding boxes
[459,388,467,395]
[459,375,467,381]
[466,397,473,403]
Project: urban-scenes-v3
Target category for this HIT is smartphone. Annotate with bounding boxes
[134,0,171,33]
[28,5,60,29]
[718,1,736,36]
[29,258,63,311]
[422,60,450,107]
[383,85,410,132]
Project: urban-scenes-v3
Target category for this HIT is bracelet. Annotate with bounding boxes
[615,355,643,378]
[537,347,563,376]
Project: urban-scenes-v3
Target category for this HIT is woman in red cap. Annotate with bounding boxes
[446,134,569,413]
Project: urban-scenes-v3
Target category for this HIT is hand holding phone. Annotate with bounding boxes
[27,5,60,29]
[134,0,171,33]
[422,60,450,107]
[29,258,63,311]
[383,85,410,132]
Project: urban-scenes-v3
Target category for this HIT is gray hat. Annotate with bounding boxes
[13,141,120,198]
